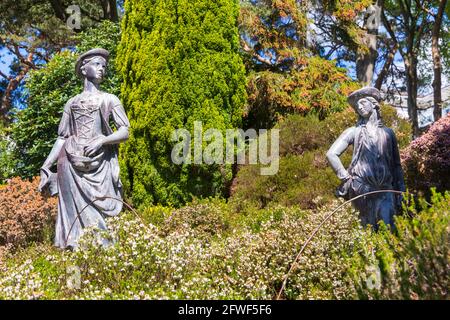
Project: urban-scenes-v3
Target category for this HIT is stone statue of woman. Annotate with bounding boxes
[38,48,130,249]
[326,87,405,229]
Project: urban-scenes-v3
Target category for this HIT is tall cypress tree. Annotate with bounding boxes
[118,0,246,207]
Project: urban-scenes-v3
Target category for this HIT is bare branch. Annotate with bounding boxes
[240,38,275,67]
[381,8,403,56]
[414,0,435,17]
[375,42,398,89]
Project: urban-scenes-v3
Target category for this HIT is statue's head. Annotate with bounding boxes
[75,48,109,84]
[348,87,382,121]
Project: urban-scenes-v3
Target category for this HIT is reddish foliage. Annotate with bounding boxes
[245,57,359,129]
[0,177,57,249]
[401,115,450,195]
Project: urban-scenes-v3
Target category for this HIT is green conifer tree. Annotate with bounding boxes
[118,0,246,207]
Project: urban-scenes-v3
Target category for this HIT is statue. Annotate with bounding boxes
[38,48,130,249]
[326,87,405,229]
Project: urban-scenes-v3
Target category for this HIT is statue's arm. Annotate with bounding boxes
[39,138,64,192]
[41,138,65,169]
[41,100,72,169]
[85,96,129,157]
[102,95,130,146]
[39,100,72,192]
[326,127,355,180]
[102,125,129,145]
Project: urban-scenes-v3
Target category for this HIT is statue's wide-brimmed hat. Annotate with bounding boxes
[75,48,109,78]
[347,87,381,109]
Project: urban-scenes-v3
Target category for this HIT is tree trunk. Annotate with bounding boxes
[375,42,398,89]
[432,0,447,122]
[0,53,34,123]
[49,0,66,22]
[101,0,119,22]
[108,0,119,22]
[405,55,420,138]
[356,0,383,85]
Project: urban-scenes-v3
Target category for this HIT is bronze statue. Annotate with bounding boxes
[326,87,405,229]
[38,48,130,249]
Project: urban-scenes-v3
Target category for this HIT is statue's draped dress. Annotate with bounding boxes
[55,92,130,248]
[347,124,404,227]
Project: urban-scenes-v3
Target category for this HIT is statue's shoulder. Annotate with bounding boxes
[382,126,396,137]
[67,94,80,104]
[336,126,356,143]
[342,126,357,136]
[63,95,80,110]
[100,92,121,105]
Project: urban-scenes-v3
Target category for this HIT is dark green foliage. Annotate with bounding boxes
[231,105,411,210]
[0,124,15,182]
[8,21,121,178]
[117,0,247,208]
[231,151,343,209]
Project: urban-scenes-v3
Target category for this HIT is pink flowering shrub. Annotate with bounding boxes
[401,115,450,196]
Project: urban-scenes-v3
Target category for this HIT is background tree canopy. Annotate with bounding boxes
[0,0,123,123]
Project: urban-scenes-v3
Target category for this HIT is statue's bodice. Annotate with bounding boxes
[70,94,103,144]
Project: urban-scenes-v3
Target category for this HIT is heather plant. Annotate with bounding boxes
[345,190,450,299]
[401,115,450,197]
[230,152,343,210]
[0,201,362,299]
[0,245,10,269]
[0,177,57,250]
[160,198,232,239]
[0,190,447,300]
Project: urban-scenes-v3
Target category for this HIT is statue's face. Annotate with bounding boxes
[356,98,374,118]
[81,56,107,83]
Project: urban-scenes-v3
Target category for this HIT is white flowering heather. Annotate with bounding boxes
[0,199,366,299]
[0,259,44,299]
[1,192,447,300]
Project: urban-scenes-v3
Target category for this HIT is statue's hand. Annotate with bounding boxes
[84,136,105,157]
[38,168,49,193]
[336,175,352,199]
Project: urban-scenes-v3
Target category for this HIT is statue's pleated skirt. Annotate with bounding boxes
[54,143,123,249]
